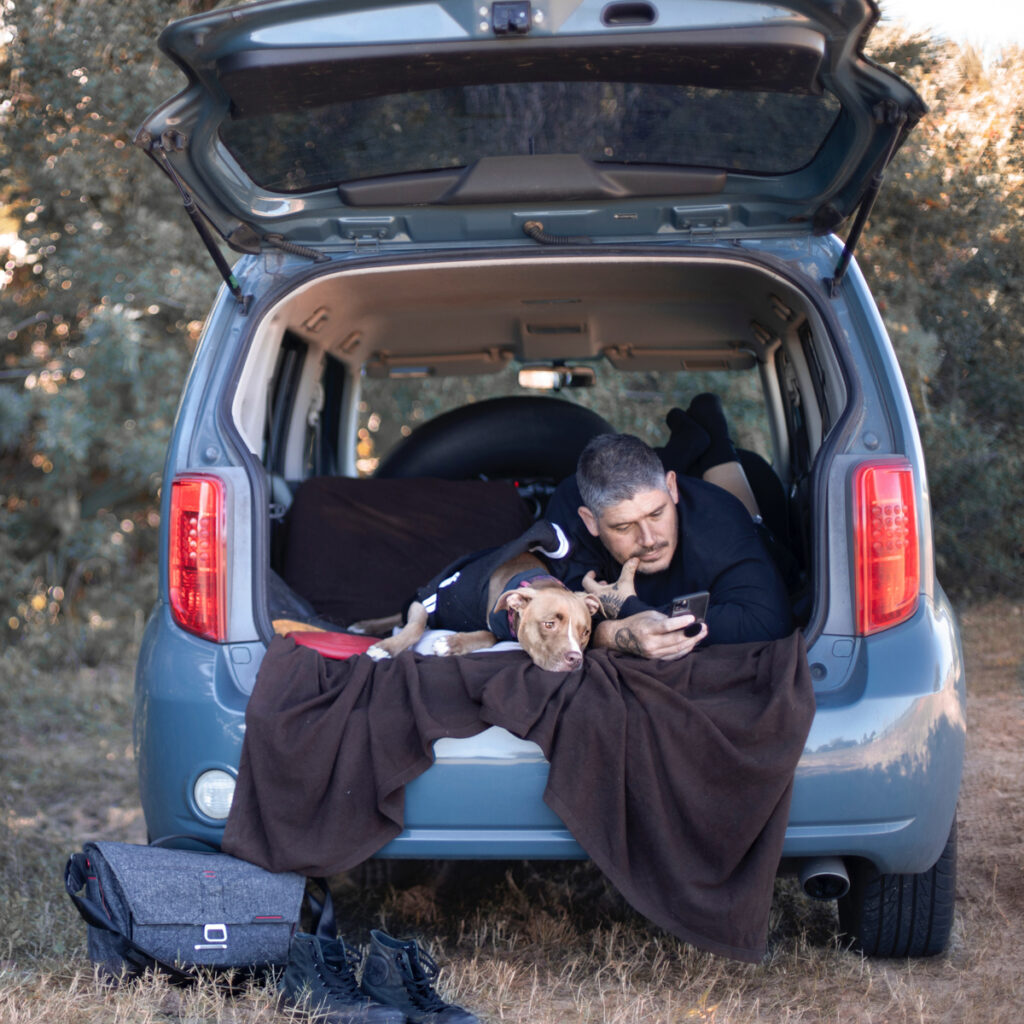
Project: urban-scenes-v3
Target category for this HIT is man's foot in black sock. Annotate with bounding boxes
[655,407,710,476]
[687,393,738,474]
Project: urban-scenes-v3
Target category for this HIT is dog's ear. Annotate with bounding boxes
[579,593,601,618]
[495,588,534,613]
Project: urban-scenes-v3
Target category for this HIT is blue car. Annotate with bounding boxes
[133,0,965,958]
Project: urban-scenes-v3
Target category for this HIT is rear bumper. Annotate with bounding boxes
[785,592,965,874]
[384,597,965,872]
[135,593,964,875]
[134,603,262,847]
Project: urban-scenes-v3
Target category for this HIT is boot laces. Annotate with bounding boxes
[321,942,365,1000]
[403,946,448,1012]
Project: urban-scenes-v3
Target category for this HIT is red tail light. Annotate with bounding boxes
[853,459,919,635]
[168,475,227,642]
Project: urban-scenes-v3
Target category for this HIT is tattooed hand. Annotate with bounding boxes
[581,557,639,619]
[593,608,708,660]
[613,627,644,655]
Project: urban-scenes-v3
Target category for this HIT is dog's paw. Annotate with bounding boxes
[432,636,453,656]
[366,644,392,661]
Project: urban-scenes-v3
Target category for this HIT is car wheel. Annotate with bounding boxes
[837,816,957,958]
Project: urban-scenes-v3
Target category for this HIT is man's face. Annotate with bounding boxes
[578,471,680,574]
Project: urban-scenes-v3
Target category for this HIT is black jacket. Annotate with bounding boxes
[543,475,792,645]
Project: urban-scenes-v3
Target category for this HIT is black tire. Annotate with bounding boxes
[375,396,613,482]
[837,816,957,958]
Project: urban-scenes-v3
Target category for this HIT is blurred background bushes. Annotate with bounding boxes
[1,1,217,665]
[0,5,1021,666]
[860,31,1024,599]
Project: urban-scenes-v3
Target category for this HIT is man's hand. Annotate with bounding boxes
[581,557,639,620]
[593,608,708,660]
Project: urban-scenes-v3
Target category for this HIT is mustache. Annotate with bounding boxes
[632,541,670,559]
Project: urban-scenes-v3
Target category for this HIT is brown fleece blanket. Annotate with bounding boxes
[223,632,814,962]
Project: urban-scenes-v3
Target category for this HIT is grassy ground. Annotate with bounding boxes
[1,600,1022,1023]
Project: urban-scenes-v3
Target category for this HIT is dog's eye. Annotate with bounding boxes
[543,621,555,630]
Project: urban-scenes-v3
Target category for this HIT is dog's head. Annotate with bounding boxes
[495,585,600,672]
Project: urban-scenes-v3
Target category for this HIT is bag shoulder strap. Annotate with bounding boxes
[64,852,196,986]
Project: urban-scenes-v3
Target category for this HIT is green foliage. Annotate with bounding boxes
[862,29,1024,598]
[0,0,221,663]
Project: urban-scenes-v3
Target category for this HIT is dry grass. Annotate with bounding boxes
[1,600,1022,1023]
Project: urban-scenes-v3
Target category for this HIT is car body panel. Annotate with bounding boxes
[134,583,964,873]
[132,2,963,920]
[138,230,966,867]
[135,0,924,251]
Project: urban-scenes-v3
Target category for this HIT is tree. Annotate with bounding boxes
[0,0,222,662]
[862,29,1024,597]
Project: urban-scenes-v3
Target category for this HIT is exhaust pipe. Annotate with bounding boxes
[799,856,850,900]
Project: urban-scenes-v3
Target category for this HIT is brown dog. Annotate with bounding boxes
[364,552,601,672]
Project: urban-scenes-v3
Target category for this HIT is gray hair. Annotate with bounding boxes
[576,434,669,517]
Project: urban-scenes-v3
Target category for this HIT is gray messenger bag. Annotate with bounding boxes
[64,839,305,982]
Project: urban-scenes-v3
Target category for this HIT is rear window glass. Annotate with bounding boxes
[355,364,770,477]
[220,81,840,193]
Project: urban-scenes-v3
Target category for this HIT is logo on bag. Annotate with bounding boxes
[194,923,228,950]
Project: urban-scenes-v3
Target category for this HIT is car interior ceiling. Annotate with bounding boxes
[236,256,841,454]
[238,255,839,628]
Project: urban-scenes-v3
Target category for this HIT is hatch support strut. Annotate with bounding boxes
[825,111,908,298]
[149,140,252,312]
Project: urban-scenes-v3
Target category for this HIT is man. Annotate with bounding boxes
[544,432,792,659]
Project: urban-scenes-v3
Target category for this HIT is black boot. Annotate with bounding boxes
[279,932,407,1024]
[360,930,479,1024]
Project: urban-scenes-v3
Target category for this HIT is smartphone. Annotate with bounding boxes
[670,591,710,637]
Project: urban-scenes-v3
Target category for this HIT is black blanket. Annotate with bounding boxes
[222,633,814,962]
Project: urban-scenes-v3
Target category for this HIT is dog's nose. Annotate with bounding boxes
[563,650,582,670]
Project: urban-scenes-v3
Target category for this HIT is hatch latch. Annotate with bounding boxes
[493,2,531,34]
